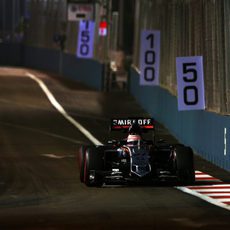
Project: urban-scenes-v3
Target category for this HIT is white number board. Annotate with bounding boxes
[176,56,205,111]
[139,30,160,86]
[76,21,95,59]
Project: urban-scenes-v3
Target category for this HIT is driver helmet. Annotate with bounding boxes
[128,121,142,135]
[127,134,141,144]
[127,122,142,145]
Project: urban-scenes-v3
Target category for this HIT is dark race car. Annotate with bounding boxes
[78,118,195,186]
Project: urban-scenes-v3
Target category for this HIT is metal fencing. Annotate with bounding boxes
[25,0,230,114]
[26,0,106,59]
[26,0,67,49]
[133,0,230,114]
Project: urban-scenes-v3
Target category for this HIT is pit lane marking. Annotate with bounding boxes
[26,72,102,146]
[176,171,230,211]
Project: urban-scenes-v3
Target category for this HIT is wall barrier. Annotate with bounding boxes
[0,43,23,66]
[0,44,103,90]
[130,67,230,172]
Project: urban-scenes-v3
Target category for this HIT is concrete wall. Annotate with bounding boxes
[130,67,230,172]
[0,44,103,90]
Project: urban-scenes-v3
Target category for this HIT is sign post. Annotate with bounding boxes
[139,30,161,86]
[176,56,205,111]
[67,1,95,21]
[76,20,95,59]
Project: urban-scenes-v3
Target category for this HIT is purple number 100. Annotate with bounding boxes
[144,34,155,81]
[140,30,160,86]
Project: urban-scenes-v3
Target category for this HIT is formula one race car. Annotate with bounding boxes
[78,118,195,186]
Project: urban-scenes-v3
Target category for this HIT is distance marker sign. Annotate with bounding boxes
[77,20,95,58]
[139,30,160,86]
[176,56,205,111]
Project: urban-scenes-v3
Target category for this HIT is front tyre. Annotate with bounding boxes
[175,146,195,185]
[84,147,104,187]
[78,145,88,183]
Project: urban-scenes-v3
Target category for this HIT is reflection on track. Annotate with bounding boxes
[41,153,76,159]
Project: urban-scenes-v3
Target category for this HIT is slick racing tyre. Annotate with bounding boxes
[78,145,88,183]
[84,147,104,187]
[175,146,195,185]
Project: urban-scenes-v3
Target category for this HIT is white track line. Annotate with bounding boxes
[26,72,102,145]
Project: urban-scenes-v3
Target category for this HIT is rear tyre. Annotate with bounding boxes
[84,147,104,187]
[175,146,195,185]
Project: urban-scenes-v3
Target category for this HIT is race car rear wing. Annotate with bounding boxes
[111,118,154,131]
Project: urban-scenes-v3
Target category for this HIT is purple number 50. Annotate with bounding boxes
[176,56,205,111]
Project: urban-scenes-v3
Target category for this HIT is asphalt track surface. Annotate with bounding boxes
[0,67,230,229]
